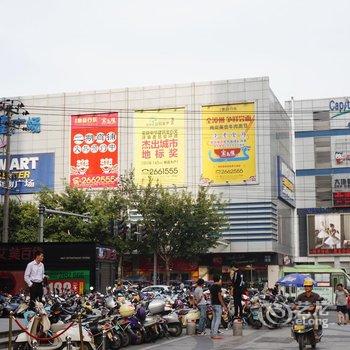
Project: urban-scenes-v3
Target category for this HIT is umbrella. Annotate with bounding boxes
[276,273,317,287]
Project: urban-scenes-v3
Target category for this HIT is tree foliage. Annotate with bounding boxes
[2,174,226,284]
[121,174,226,283]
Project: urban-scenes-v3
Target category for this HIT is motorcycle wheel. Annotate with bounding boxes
[120,332,131,347]
[298,335,305,350]
[168,323,182,337]
[131,330,143,345]
[109,334,122,349]
[68,342,94,350]
[13,343,31,350]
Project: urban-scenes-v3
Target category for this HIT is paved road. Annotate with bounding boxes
[1,312,349,349]
[132,323,350,350]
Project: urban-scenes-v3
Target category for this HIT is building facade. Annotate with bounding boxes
[286,97,350,272]
[1,77,294,284]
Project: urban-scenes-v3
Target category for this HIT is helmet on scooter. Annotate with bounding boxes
[303,278,314,287]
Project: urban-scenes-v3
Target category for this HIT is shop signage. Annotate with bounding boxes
[277,156,295,208]
[330,98,350,118]
[0,153,54,194]
[332,175,350,207]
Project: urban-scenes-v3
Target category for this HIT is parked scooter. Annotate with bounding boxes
[14,301,95,350]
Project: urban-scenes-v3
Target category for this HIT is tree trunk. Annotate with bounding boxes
[117,255,123,279]
[165,256,171,285]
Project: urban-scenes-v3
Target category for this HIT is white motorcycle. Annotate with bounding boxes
[14,302,95,350]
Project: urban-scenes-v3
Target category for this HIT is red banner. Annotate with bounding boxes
[70,113,118,188]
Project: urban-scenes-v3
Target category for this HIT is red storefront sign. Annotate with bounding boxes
[310,248,350,255]
[333,192,350,207]
[70,113,118,188]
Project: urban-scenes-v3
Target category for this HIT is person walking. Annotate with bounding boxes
[335,283,349,325]
[209,275,226,339]
[24,250,45,309]
[194,278,207,335]
[231,266,245,319]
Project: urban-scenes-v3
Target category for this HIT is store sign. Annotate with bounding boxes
[47,270,90,293]
[201,103,256,185]
[48,279,85,295]
[70,113,118,189]
[277,156,295,208]
[307,213,350,255]
[134,108,185,186]
[329,98,350,118]
[332,175,350,207]
[96,247,117,261]
[0,153,54,194]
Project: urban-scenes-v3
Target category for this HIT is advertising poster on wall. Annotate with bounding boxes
[277,156,295,208]
[307,213,350,254]
[134,108,185,186]
[46,270,90,294]
[201,103,256,184]
[70,113,118,189]
[0,153,54,194]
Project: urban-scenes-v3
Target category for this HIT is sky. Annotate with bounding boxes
[1,0,350,103]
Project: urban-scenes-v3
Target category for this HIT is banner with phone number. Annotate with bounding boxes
[201,103,256,184]
[134,108,185,186]
[70,113,118,188]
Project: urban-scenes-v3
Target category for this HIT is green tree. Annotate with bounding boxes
[122,175,226,284]
[0,199,39,242]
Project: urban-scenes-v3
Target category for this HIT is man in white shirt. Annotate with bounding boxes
[24,250,45,308]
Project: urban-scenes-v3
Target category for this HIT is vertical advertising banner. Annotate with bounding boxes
[201,103,256,184]
[134,108,185,185]
[277,156,296,208]
[70,113,118,188]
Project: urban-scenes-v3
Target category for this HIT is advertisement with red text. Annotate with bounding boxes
[70,113,118,188]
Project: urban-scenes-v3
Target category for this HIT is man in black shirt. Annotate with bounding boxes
[209,275,227,339]
[232,266,245,318]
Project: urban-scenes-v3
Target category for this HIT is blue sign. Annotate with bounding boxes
[277,156,295,208]
[0,153,55,194]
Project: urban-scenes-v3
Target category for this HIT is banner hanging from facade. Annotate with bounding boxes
[201,103,256,184]
[0,153,54,194]
[70,113,118,188]
[277,156,295,208]
[134,108,185,185]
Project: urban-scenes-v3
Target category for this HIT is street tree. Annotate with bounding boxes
[121,174,226,284]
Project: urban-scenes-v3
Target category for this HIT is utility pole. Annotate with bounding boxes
[0,99,40,242]
[1,102,12,243]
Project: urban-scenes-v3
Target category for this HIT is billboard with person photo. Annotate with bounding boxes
[307,213,350,254]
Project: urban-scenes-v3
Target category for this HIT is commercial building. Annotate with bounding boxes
[1,77,294,285]
[285,97,350,273]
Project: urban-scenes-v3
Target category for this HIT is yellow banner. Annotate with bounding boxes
[201,103,256,184]
[134,108,185,185]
